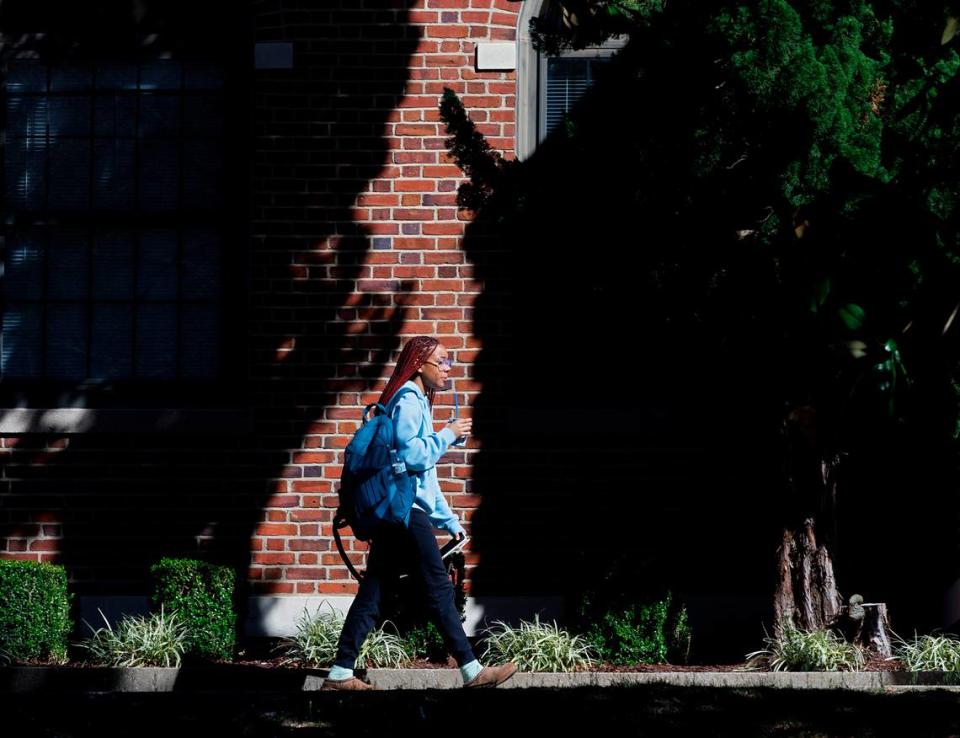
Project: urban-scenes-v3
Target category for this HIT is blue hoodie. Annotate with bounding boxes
[388,379,466,537]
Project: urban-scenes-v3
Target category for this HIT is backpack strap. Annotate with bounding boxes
[384,385,418,415]
[360,403,388,425]
[333,513,365,582]
[336,385,422,583]
[384,386,424,448]
[359,386,419,427]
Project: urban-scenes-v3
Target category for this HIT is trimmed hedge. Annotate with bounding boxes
[0,560,73,662]
[149,557,237,661]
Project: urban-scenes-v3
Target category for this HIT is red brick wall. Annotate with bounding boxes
[0,1,523,604]
[247,0,520,597]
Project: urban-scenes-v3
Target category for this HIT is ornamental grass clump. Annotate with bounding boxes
[890,631,960,672]
[76,604,190,667]
[477,614,598,672]
[744,621,865,672]
[357,620,412,668]
[274,602,343,667]
[275,600,412,669]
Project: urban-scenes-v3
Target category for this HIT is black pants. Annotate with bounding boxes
[333,507,476,669]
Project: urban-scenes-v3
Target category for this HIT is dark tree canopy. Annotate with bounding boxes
[445,0,960,454]
[441,0,960,640]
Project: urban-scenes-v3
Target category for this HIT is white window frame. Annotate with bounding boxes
[516,0,627,161]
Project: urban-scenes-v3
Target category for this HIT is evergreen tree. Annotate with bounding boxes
[442,1,960,644]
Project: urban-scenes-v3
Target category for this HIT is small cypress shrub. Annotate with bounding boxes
[578,589,692,665]
[401,621,448,663]
[149,557,237,661]
[0,560,73,663]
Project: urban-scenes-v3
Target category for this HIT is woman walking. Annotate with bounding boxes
[322,335,518,690]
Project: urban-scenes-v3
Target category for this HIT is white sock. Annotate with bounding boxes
[328,664,354,680]
[460,659,482,683]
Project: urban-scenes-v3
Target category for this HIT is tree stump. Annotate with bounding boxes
[837,595,893,659]
[859,603,893,658]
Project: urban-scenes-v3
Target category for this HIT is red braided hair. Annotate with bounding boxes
[375,336,439,416]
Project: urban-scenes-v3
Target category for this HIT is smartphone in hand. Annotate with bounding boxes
[450,391,467,447]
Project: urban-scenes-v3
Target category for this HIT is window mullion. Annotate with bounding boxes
[87,63,96,380]
[41,64,50,378]
[132,63,141,379]
[177,65,184,381]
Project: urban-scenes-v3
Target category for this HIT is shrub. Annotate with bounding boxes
[149,557,237,661]
[744,620,865,672]
[477,614,597,672]
[0,560,73,663]
[579,590,692,665]
[275,600,413,669]
[76,604,190,667]
[400,621,448,663]
[890,631,960,672]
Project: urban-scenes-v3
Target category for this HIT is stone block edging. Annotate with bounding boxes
[3,666,960,693]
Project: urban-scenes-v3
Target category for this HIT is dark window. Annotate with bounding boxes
[1,59,225,382]
[545,56,602,136]
[537,45,623,145]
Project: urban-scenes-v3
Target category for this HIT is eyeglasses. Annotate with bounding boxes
[422,359,452,371]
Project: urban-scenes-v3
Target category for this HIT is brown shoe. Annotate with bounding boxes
[463,662,518,688]
[321,676,374,691]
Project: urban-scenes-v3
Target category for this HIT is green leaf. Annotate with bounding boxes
[943,16,958,45]
[810,277,831,313]
[837,303,866,331]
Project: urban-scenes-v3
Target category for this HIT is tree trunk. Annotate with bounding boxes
[773,517,844,639]
[778,409,894,654]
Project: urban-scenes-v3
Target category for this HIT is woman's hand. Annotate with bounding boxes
[447,417,472,438]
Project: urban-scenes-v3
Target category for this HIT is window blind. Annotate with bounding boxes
[1,59,225,381]
[545,56,606,136]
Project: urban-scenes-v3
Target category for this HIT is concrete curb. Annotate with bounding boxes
[334,670,960,692]
[3,666,960,693]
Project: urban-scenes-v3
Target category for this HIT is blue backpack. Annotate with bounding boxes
[333,386,420,580]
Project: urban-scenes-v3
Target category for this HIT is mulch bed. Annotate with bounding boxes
[8,653,906,672]
[205,648,909,673]
[2,636,901,672]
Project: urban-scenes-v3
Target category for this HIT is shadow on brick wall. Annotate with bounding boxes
[0,0,435,654]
